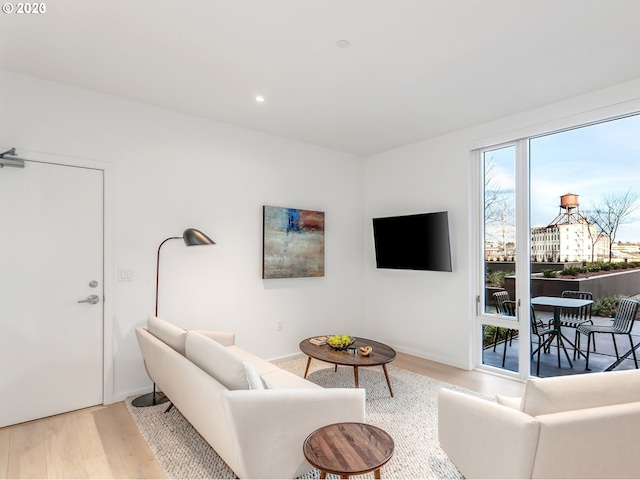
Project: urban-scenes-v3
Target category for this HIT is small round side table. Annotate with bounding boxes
[303,422,394,479]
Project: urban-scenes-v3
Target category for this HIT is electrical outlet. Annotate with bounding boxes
[277,320,284,331]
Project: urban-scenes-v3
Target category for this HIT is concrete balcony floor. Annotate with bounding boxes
[482,315,640,377]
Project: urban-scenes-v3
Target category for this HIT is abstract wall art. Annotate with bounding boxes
[262,206,325,279]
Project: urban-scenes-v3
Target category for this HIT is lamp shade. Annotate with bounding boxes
[183,228,215,246]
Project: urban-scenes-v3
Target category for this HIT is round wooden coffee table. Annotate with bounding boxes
[303,422,394,479]
[299,337,396,396]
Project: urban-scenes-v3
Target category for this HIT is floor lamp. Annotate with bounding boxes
[132,228,215,407]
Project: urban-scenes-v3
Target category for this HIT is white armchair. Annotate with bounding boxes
[438,369,640,479]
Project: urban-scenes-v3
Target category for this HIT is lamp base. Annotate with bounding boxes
[131,391,169,407]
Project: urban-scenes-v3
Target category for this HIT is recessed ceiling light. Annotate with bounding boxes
[337,40,351,49]
[256,96,265,103]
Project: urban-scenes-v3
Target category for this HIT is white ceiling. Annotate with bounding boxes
[2,0,640,156]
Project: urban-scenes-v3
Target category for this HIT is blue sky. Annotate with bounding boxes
[488,113,640,243]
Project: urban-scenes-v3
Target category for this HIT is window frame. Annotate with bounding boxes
[471,106,640,380]
[473,140,530,380]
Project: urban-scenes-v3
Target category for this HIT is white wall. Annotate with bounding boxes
[0,69,365,401]
[363,133,473,368]
[363,78,640,370]
[4,67,640,401]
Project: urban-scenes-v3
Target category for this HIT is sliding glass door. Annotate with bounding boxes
[475,113,640,379]
[527,115,640,376]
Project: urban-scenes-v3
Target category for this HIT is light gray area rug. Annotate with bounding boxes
[126,356,487,479]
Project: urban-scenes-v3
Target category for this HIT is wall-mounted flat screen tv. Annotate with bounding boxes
[372,211,452,272]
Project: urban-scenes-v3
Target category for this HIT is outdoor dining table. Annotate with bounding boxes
[531,296,594,369]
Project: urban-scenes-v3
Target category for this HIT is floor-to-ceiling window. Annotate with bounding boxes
[476,113,640,379]
[479,145,520,374]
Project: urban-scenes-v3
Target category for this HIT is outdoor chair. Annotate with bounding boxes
[492,290,510,314]
[494,299,518,367]
[577,297,640,371]
[502,299,516,317]
[531,304,555,376]
[492,291,516,367]
[550,290,594,359]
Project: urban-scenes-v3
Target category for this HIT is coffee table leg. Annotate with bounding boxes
[304,357,312,378]
[382,364,393,397]
[319,471,327,479]
[375,468,381,479]
[353,366,359,388]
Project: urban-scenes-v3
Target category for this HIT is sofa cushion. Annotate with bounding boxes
[185,331,263,390]
[147,316,186,355]
[192,330,235,347]
[260,369,322,390]
[228,345,280,375]
[520,369,640,417]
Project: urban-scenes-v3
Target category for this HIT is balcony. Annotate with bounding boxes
[483,304,640,377]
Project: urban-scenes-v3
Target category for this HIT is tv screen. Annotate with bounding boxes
[372,211,452,272]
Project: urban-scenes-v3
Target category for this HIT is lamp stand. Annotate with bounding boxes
[132,228,214,408]
[131,385,167,407]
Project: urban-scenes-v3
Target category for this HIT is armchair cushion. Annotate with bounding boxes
[520,369,640,416]
[185,331,263,390]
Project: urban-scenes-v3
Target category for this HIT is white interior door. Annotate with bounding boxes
[0,160,103,427]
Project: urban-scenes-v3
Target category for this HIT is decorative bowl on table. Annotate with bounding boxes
[359,346,373,357]
[327,334,356,351]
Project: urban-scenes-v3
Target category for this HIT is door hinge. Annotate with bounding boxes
[0,148,26,168]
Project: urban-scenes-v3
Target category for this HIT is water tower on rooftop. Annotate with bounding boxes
[549,193,586,225]
[531,192,608,262]
[561,193,579,210]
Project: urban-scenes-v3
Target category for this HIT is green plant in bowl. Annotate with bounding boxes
[327,334,355,350]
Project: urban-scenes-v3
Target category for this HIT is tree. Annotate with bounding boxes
[583,220,605,262]
[588,189,640,262]
[483,156,502,226]
[484,156,515,257]
[495,195,515,259]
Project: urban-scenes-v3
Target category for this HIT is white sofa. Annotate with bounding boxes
[135,316,365,479]
[438,369,640,479]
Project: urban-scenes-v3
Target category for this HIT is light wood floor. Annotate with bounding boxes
[0,352,523,479]
[0,402,166,479]
[393,352,525,397]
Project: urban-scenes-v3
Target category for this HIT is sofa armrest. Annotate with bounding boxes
[438,388,540,479]
[222,388,365,479]
[191,330,235,346]
[495,393,522,410]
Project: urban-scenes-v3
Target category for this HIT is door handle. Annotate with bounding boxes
[78,294,100,305]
